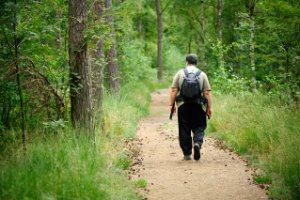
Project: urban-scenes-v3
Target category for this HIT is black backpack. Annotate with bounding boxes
[179,68,206,104]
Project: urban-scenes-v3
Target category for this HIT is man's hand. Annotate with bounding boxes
[204,90,212,119]
[170,105,176,114]
[207,107,212,119]
[169,87,178,118]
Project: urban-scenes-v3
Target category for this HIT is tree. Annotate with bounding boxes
[245,0,258,88]
[105,0,120,92]
[217,0,225,72]
[155,0,163,81]
[155,0,173,81]
[91,0,105,127]
[198,3,208,70]
[69,0,93,132]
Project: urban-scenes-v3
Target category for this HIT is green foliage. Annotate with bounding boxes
[211,68,252,94]
[134,179,147,188]
[264,74,300,103]
[163,43,185,77]
[268,132,300,200]
[103,81,152,138]
[0,132,139,200]
[0,130,18,159]
[254,174,272,184]
[119,39,155,83]
[42,119,68,134]
[0,80,156,199]
[0,80,18,130]
[1,0,300,199]
[209,92,300,199]
[115,153,132,170]
[0,0,69,131]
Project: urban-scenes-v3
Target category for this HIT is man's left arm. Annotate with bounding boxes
[202,73,212,118]
[204,90,212,118]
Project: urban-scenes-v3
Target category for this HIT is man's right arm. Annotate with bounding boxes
[170,72,179,113]
[170,87,178,106]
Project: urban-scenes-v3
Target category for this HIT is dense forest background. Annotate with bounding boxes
[0,0,299,199]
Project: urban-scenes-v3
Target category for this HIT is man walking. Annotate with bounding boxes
[170,54,212,161]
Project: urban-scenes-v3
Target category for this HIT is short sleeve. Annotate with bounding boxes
[202,73,211,91]
[171,71,180,89]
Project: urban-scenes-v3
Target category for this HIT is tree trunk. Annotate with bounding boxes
[217,0,225,73]
[217,0,223,45]
[92,0,105,128]
[188,36,192,54]
[200,3,207,70]
[156,0,163,81]
[56,10,63,48]
[69,0,93,132]
[105,0,120,92]
[13,0,26,154]
[283,45,290,82]
[246,0,257,88]
[249,17,256,86]
[144,13,149,53]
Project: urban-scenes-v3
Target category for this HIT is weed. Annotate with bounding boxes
[115,153,132,170]
[134,179,147,188]
[254,174,272,184]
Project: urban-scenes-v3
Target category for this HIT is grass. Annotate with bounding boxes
[208,92,300,200]
[254,174,272,184]
[0,134,139,199]
[134,179,147,188]
[0,81,159,200]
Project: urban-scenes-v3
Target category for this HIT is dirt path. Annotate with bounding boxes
[130,89,268,200]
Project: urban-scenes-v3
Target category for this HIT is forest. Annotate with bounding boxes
[0,0,299,199]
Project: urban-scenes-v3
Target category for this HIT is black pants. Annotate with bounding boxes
[178,103,207,156]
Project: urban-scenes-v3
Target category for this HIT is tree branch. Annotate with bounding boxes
[26,59,65,112]
[161,0,172,13]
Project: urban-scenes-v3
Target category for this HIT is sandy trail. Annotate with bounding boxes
[129,89,268,200]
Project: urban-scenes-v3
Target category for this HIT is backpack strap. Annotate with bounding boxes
[196,70,203,92]
[183,67,202,77]
[195,69,202,77]
[183,68,189,77]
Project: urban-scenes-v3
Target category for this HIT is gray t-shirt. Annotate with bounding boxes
[171,65,211,107]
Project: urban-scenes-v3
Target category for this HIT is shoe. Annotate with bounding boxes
[183,155,192,160]
[194,143,201,161]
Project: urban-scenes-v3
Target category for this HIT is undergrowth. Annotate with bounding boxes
[0,81,158,200]
[208,92,300,200]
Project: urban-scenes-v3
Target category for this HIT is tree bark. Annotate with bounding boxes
[217,0,225,73]
[249,17,256,86]
[217,0,223,45]
[246,0,257,88]
[156,0,163,81]
[105,0,120,92]
[200,4,207,70]
[283,44,290,82]
[69,0,93,132]
[56,10,63,48]
[92,0,105,127]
